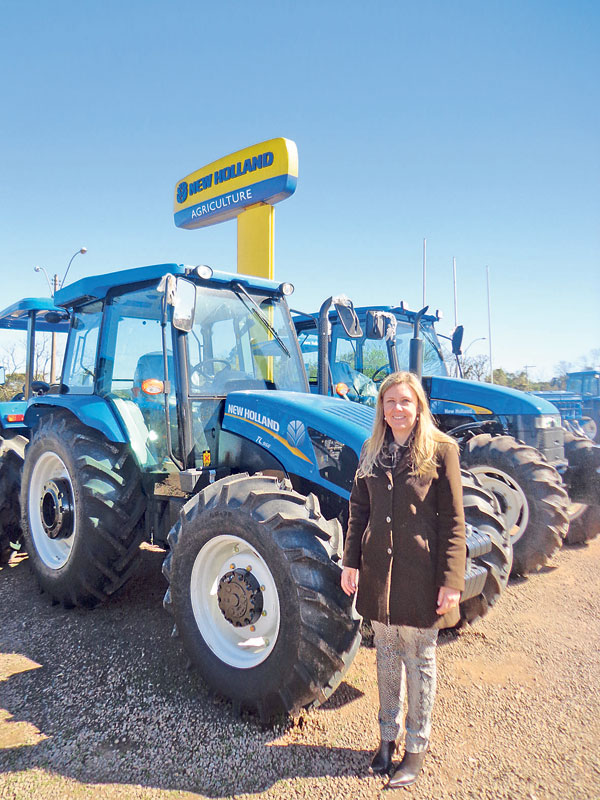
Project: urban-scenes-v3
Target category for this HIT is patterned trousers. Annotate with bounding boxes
[371,620,438,753]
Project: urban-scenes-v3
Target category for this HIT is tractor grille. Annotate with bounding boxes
[324,402,375,427]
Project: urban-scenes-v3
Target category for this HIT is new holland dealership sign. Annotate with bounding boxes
[173,138,298,230]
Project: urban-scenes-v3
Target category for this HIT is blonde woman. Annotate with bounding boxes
[341,371,466,789]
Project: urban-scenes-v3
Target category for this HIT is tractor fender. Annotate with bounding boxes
[24,396,128,445]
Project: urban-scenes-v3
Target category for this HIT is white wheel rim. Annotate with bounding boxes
[468,466,529,543]
[28,451,76,569]
[190,534,280,668]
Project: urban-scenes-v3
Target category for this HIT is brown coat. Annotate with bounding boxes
[343,440,466,629]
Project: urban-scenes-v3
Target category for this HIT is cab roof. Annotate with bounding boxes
[292,304,441,328]
[0,297,70,332]
[54,263,283,309]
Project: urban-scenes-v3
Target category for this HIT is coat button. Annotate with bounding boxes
[387,547,392,555]
[386,516,391,523]
[388,484,392,490]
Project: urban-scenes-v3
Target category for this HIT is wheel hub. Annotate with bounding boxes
[217,568,263,627]
[40,479,74,540]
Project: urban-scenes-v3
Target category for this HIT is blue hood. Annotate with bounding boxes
[222,390,374,493]
[428,376,560,416]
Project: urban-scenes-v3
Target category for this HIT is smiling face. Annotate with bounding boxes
[382,382,419,444]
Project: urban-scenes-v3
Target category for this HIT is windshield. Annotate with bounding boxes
[187,286,307,395]
[414,320,448,377]
[330,316,447,400]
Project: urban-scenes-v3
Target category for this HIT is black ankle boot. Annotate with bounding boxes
[369,740,397,775]
[386,750,426,788]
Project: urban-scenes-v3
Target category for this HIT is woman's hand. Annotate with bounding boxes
[341,567,359,596]
[436,585,460,615]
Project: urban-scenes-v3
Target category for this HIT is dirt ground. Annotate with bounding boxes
[1,536,599,800]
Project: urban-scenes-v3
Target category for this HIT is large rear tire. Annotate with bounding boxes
[0,436,26,565]
[20,413,146,607]
[460,469,512,624]
[461,434,569,576]
[162,473,361,721]
[563,431,600,544]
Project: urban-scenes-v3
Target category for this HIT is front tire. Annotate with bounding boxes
[460,469,512,624]
[162,473,361,721]
[20,413,146,607]
[461,434,569,576]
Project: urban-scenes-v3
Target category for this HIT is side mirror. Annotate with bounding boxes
[0,366,5,385]
[452,325,464,355]
[172,278,197,332]
[334,297,362,339]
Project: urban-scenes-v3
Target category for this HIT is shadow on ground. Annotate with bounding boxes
[0,547,369,797]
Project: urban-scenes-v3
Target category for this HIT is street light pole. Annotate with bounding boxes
[464,337,486,356]
[34,247,87,385]
[61,247,87,289]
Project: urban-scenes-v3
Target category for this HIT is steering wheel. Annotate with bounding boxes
[10,381,51,401]
[371,365,391,384]
[31,380,51,395]
[190,358,230,384]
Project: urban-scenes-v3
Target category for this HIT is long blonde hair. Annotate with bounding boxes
[358,371,457,478]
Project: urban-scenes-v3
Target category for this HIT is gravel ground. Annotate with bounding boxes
[1,536,599,800]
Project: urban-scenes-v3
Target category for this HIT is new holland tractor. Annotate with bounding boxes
[293,299,600,574]
[0,298,70,563]
[0,264,508,720]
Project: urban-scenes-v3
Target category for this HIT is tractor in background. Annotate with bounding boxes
[534,370,600,442]
[293,299,600,572]
[0,263,507,720]
[0,298,69,563]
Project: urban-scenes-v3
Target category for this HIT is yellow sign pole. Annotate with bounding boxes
[174,138,297,282]
[237,203,274,279]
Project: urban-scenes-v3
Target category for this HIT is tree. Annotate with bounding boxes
[461,354,490,382]
[0,334,53,401]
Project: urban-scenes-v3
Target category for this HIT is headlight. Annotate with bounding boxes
[533,414,562,429]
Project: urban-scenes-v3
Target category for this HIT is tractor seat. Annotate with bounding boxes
[132,352,173,401]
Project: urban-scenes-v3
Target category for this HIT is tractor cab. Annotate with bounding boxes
[0,297,70,435]
[293,303,448,405]
[44,264,308,482]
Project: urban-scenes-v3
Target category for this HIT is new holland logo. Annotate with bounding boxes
[176,181,188,203]
[287,420,306,448]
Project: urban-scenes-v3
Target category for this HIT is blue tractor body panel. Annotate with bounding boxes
[223,390,373,499]
[428,376,560,418]
[24,394,128,444]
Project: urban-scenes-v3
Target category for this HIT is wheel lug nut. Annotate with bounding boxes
[246,565,252,571]
[229,563,235,569]
[250,625,255,632]
[262,610,267,617]
[260,585,265,592]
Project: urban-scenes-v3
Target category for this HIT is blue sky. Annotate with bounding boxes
[1,0,598,379]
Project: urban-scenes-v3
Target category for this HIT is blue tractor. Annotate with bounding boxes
[3,265,507,720]
[293,299,600,574]
[0,298,70,563]
[535,370,600,442]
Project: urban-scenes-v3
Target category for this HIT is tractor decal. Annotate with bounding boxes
[223,411,313,463]
[430,399,494,415]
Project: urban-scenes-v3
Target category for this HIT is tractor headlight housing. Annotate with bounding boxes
[195,265,214,280]
[278,282,294,296]
[533,414,562,429]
